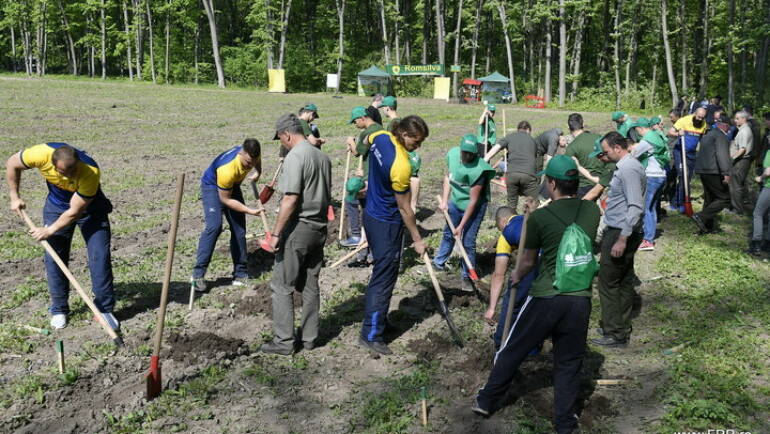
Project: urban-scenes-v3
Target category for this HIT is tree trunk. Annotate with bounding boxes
[661,0,679,107]
[613,0,622,108]
[544,10,552,103]
[497,2,517,103]
[756,0,770,103]
[470,0,482,79]
[277,0,292,69]
[122,1,134,80]
[265,0,274,70]
[624,20,637,94]
[422,0,430,64]
[679,0,687,95]
[569,10,585,100]
[485,10,491,75]
[451,0,464,97]
[377,0,390,64]
[133,0,143,80]
[22,23,31,76]
[557,0,566,106]
[651,63,657,106]
[194,17,200,84]
[10,27,17,72]
[202,0,225,87]
[100,0,107,78]
[164,0,170,82]
[41,5,48,76]
[58,1,78,75]
[394,0,401,65]
[697,0,711,99]
[336,0,345,90]
[435,0,445,67]
[146,0,157,83]
[727,0,735,111]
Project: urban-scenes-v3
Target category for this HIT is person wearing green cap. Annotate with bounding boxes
[631,118,670,251]
[593,131,646,348]
[340,169,367,249]
[473,155,601,434]
[346,106,384,173]
[477,104,497,154]
[298,104,325,148]
[612,111,634,139]
[434,134,496,291]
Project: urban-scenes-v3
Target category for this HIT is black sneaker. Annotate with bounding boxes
[261,341,294,355]
[691,214,708,233]
[591,336,628,347]
[471,395,491,417]
[357,336,392,355]
[302,341,315,351]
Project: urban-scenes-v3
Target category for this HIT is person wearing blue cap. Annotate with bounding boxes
[434,134,496,291]
[473,155,601,434]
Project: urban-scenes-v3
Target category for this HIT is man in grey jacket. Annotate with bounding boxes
[729,111,754,215]
[692,123,733,234]
[593,131,646,347]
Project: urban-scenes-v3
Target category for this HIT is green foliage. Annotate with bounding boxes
[355,363,434,432]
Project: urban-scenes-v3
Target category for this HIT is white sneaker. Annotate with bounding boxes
[50,314,67,330]
[99,312,120,331]
[231,278,248,287]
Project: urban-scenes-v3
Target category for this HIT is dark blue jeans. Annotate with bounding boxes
[643,176,666,242]
[193,185,248,279]
[433,200,487,280]
[672,147,695,209]
[360,211,403,342]
[345,199,361,238]
[43,199,115,315]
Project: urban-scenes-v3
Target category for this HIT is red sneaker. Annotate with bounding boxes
[638,240,655,251]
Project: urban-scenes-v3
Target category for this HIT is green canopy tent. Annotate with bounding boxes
[478,71,511,104]
[357,66,393,96]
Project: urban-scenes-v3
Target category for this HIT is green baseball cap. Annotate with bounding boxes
[350,106,368,123]
[632,117,651,128]
[487,103,497,112]
[611,111,626,121]
[650,116,662,125]
[536,155,578,180]
[345,176,365,202]
[303,103,319,118]
[381,96,397,108]
[459,133,479,153]
[588,137,605,158]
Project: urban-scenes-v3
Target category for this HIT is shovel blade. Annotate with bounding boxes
[145,356,162,400]
[327,205,335,221]
[683,201,694,217]
[437,301,464,348]
[259,186,274,204]
[468,269,479,281]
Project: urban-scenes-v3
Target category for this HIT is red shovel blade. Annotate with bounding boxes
[259,184,275,204]
[259,232,274,252]
[146,355,162,400]
[327,205,336,221]
[468,269,479,281]
[683,201,694,217]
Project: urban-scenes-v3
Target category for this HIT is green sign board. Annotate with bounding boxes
[450,65,461,73]
[386,64,445,76]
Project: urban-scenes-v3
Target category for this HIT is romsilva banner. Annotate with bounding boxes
[386,64,445,76]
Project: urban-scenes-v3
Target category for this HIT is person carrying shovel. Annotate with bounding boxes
[433,134,495,292]
[5,143,119,331]
[260,114,332,355]
[477,103,497,155]
[190,139,263,293]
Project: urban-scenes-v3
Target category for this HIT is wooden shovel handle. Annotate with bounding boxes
[502,208,530,342]
[422,252,446,303]
[435,195,477,280]
[19,209,122,345]
[152,174,185,357]
[329,240,368,268]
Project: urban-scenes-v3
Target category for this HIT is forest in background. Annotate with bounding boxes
[1,0,769,112]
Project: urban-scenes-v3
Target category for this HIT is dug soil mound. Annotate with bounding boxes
[163,332,248,364]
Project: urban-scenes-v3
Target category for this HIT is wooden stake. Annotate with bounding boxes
[420,386,428,426]
[339,151,352,240]
[23,325,50,335]
[596,379,631,386]
[56,340,65,374]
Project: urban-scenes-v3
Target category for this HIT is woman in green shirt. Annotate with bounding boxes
[434,134,495,290]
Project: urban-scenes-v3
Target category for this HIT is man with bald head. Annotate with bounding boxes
[668,107,708,213]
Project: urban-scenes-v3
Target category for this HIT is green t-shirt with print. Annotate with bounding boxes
[408,151,421,177]
[763,152,770,189]
[524,198,601,298]
[446,146,495,210]
[617,118,634,138]
[345,176,365,202]
[477,117,497,146]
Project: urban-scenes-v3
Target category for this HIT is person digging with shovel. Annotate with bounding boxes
[6,143,119,331]
[260,114,332,355]
[190,139,263,293]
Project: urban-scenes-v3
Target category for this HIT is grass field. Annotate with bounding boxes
[0,74,768,433]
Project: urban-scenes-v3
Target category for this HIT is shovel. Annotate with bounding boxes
[19,209,124,348]
[501,208,530,342]
[680,136,694,217]
[250,180,274,251]
[259,160,283,204]
[423,252,464,347]
[435,195,480,282]
[338,151,352,241]
[146,174,185,400]
[329,240,369,268]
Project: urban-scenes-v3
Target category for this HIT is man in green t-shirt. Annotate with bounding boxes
[612,111,634,139]
[564,113,608,198]
[477,103,497,154]
[748,150,770,254]
[473,155,600,434]
[298,103,325,148]
[346,106,384,174]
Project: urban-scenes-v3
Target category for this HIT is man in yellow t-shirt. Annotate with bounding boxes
[667,107,708,211]
[191,139,263,293]
[6,143,118,331]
